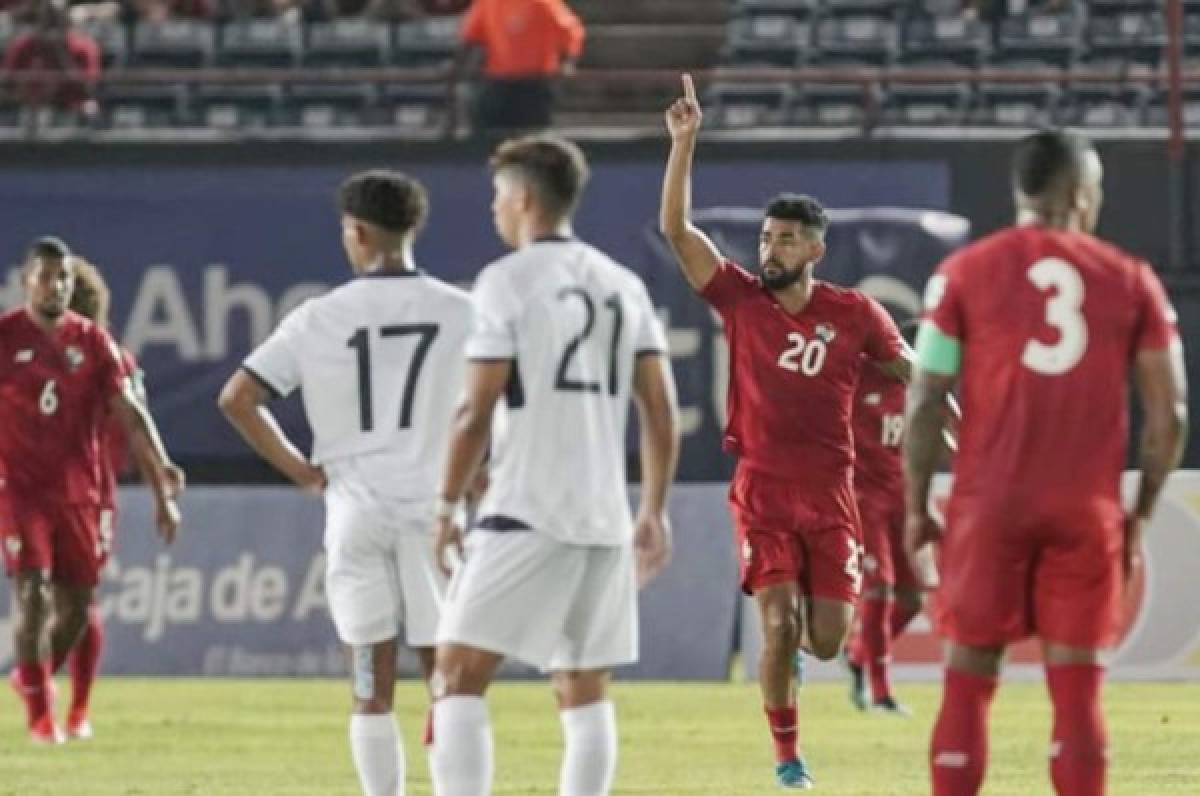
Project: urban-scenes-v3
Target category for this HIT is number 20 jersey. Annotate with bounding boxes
[0,308,126,504]
[925,225,1178,510]
[467,239,667,546]
[243,272,474,502]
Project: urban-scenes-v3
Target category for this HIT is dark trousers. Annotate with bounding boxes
[473,77,554,133]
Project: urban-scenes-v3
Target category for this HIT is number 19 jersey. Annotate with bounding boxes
[467,239,667,546]
[243,271,473,502]
[925,225,1178,509]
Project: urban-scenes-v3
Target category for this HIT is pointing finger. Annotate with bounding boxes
[682,73,697,103]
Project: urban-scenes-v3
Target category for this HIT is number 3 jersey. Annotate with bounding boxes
[702,260,904,494]
[467,238,667,546]
[925,225,1178,508]
[0,308,127,504]
[243,271,473,504]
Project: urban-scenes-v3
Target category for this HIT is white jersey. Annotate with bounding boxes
[243,271,473,504]
[467,238,668,546]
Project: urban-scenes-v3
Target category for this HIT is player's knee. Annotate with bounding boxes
[809,634,843,662]
[760,611,800,652]
[432,656,487,697]
[16,575,50,620]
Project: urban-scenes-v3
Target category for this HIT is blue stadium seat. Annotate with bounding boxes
[733,0,820,21]
[974,58,1063,127]
[706,81,794,128]
[791,82,882,127]
[100,83,187,129]
[812,16,898,66]
[218,20,303,68]
[724,15,809,66]
[305,19,390,68]
[281,82,377,128]
[996,10,1084,68]
[822,0,897,20]
[1088,10,1166,66]
[77,19,128,68]
[191,83,282,129]
[901,15,991,67]
[131,20,216,68]
[884,61,972,126]
[393,17,460,66]
[377,83,449,133]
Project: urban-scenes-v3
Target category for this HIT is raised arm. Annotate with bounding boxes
[660,73,723,292]
[631,351,681,586]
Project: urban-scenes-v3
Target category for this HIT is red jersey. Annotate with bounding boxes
[925,225,1177,511]
[0,309,127,504]
[701,260,904,491]
[95,347,141,510]
[852,363,906,501]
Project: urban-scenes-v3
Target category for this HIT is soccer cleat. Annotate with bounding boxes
[29,714,65,745]
[841,649,868,712]
[792,651,807,689]
[776,758,815,789]
[871,696,913,717]
[66,708,94,740]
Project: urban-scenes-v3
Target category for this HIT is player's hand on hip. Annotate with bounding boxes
[294,463,326,496]
[434,516,464,579]
[1122,514,1145,585]
[634,510,673,588]
[665,73,702,140]
[155,497,182,544]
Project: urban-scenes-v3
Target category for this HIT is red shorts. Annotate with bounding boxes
[936,497,1124,649]
[0,488,112,586]
[729,464,863,604]
[856,490,919,592]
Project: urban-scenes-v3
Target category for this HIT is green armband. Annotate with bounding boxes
[914,321,962,376]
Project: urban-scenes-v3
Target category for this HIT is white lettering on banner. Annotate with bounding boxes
[101,555,203,643]
[292,554,327,621]
[204,266,273,360]
[122,267,204,361]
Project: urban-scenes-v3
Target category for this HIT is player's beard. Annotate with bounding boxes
[760,261,806,292]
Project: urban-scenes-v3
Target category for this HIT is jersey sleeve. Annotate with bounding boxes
[1134,263,1178,352]
[861,294,904,362]
[466,266,521,360]
[242,304,307,399]
[922,254,966,341]
[92,326,130,400]
[633,282,668,355]
[698,259,759,315]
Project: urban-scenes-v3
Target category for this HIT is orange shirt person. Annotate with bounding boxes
[460,0,585,132]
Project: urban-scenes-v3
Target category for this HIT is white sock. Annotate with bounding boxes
[430,696,493,796]
[349,713,404,796]
[559,701,617,796]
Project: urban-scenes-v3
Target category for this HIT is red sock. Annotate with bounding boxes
[890,597,921,639]
[860,597,893,702]
[1046,664,1107,796]
[14,660,53,727]
[930,668,998,796]
[764,705,798,764]
[69,606,105,715]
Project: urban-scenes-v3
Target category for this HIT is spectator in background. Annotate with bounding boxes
[2,0,100,119]
[458,0,584,134]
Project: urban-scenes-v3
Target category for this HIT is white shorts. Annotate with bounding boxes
[323,486,447,647]
[437,529,638,672]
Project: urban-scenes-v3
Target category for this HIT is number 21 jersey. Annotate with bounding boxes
[924,225,1178,508]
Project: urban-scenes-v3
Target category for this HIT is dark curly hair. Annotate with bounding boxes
[338,170,429,235]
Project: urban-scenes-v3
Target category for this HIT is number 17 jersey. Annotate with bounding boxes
[243,271,473,502]
[924,225,1178,509]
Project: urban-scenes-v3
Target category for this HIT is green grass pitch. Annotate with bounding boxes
[1,679,1196,794]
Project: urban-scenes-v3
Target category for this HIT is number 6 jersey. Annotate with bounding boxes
[466,238,667,546]
[701,259,904,495]
[243,271,473,503]
[0,308,127,504]
[924,225,1178,508]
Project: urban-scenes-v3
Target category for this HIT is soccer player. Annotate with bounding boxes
[428,134,680,796]
[905,130,1188,796]
[219,171,471,796]
[660,74,911,789]
[843,335,926,717]
[58,256,151,739]
[1,237,183,744]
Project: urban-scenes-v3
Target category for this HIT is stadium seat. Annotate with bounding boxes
[1088,10,1166,67]
[812,16,898,67]
[822,0,898,21]
[975,58,1063,127]
[305,19,390,68]
[732,0,820,21]
[191,83,282,129]
[705,81,794,128]
[100,83,187,129]
[218,19,303,68]
[791,82,882,128]
[884,61,972,126]
[1145,84,1200,127]
[131,20,216,69]
[724,15,808,66]
[392,16,460,66]
[1184,13,1200,55]
[77,19,128,69]
[900,15,991,67]
[996,10,1084,68]
[281,82,378,128]
[377,82,449,133]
